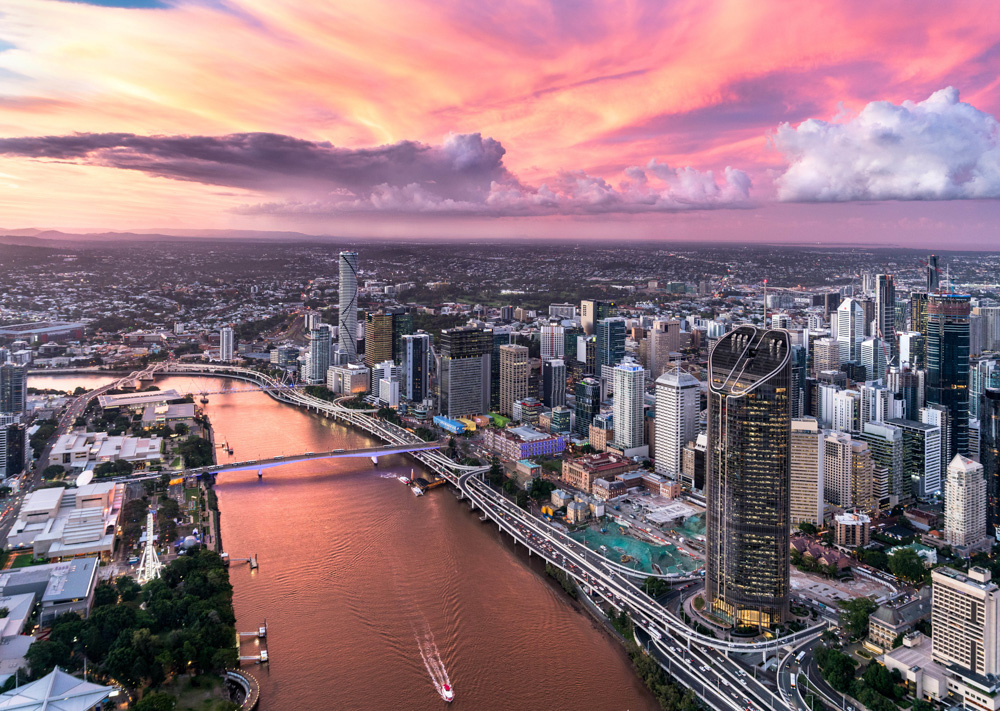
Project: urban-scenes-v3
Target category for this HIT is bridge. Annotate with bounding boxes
[195,442,444,476]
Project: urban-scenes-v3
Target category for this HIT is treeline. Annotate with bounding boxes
[178,436,214,468]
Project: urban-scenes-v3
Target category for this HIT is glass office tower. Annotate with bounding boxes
[706,326,792,628]
[926,294,971,458]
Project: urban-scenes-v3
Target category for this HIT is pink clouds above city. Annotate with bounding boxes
[2,0,1000,244]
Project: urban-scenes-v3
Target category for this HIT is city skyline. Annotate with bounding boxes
[2,2,1000,245]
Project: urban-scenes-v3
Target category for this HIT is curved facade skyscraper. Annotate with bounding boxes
[706,325,792,628]
[338,251,359,362]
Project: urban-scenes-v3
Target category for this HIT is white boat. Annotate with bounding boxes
[398,476,410,484]
[442,684,454,702]
[411,486,424,497]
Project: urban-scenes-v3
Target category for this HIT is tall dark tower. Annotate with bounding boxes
[980,388,1000,537]
[926,293,971,458]
[927,254,940,293]
[706,326,792,628]
[876,274,897,363]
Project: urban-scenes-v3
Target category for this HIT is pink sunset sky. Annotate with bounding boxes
[2,0,1000,246]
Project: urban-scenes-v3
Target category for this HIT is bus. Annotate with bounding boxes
[795,651,806,664]
[790,676,796,690]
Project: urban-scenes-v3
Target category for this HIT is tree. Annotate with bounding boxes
[42,465,65,479]
[861,549,889,571]
[815,647,857,692]
[798,522,818,536]
[839,597,879,640]
[889,547,926,583]
[173,423,189,436]
[863,661,895,696]
[487,457,504,486]
[133,692,176,711]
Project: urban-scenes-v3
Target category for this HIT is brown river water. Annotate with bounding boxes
[29,374,657,711]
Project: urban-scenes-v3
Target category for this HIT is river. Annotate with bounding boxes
[29,374,657,710]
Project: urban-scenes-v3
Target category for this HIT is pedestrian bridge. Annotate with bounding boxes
[190,442,444,476]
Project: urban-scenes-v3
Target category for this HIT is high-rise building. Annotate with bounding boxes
[927,293,971,457]
[898,331,925,370]
[400,333,431,402]
[338,251,359,362]
[541,359,566,408]
[790,344,807,419]
[812,338,841,376]
[612,363,645,451]
[835,298,865,362]
[574,377,601,437]
[499,344,529,417]
[887,418,942,500]
[580,299,617,336]
[306,325,332,384]
[927,255,941,293]
[596,317,626,371]
[0,363,28,415]
[824,432,875,515]
[982,388,1000,538]
[364,311,395,370]
[540,324,565,361]
[859,421,904,507]
[974,306,1000,353]
[790,418,824,526]
[875,274,897,362]
[0,416,25,479]
[831,389,862,433]
[219,326,235,362]
[654,368,699,477]
[910,292,929,341]
[490,329,511,411]
[437,326,493,418]
[944,454,988,551]
[706,326,791,627]
[971,360,998,420]
[648,319,684,378]
[390,309,414,362]
[861,337,887,382]
[931,566,1000,679]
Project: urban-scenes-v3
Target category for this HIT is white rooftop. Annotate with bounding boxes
[0,667,113,710]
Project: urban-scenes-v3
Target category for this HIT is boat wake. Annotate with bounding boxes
[416,626,453,702]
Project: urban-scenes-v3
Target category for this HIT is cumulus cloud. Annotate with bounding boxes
[0,130,751,216]
[774,87,1000,202]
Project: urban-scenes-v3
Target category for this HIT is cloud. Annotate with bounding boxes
[0,130,751,216]
[774,87,1000,201]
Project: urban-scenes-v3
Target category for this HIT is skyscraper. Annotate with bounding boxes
[790,418,824,526]
[861,337,887,382]
[338,251,359,362]
[574,377,601,437]
[596,317,626,371]
[540,324,565,360]
[706,326,791,627]
[982,388,1000,538]
[580,299,617,336]
[542,359,566,408]
[875,274,897,362]
[931,566,1000,682]
[219,326,234,362]
[400,333,431,402]
[306,325,332,384]
[927,254,940,293]
[0,363,28,413]
[859,421,904,507]
[887,417,942,500]
[835,298,865,362]
[364,311,394,370]
[490,328,511,411]
[654,368,699,477]
[824,432,875,515]
[927,293,971,457]
[944,454,988,552]
[612,363,645,450]
[498,344,529,416]
[437,326,492,418]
